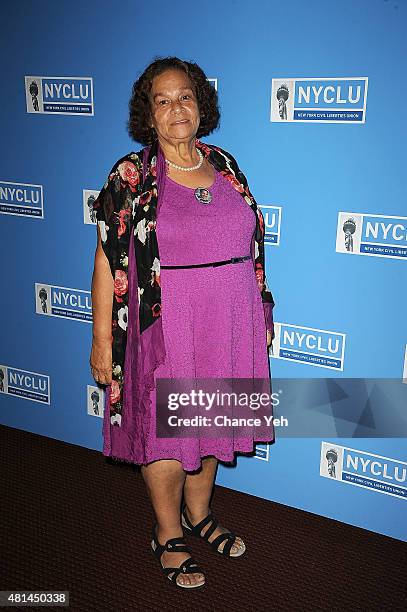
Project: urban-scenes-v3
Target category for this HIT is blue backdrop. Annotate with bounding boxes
[1,0,406,542]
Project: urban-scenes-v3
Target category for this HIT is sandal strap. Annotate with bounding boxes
[163,557,205,582]
[182,507,236,555]
[165,535,191,553]
[185,510,218,538]
[200,516,219,541]
[181,505,196,531]
[210,531,237,557]
[151,526,191,558]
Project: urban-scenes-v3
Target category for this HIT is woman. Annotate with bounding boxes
[90,57,276,589]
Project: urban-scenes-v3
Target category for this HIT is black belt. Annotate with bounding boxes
[160,255,252,269]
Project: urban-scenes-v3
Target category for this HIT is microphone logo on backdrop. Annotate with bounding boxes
[90,389,100,415]
[83,190,100,224]
[28,80,40,111]
[325,448,338,478]
[342,217,357,252]
[87,386,104,418]
[87,194,96,223]
[38,287,48,313]
[276,83,289,120]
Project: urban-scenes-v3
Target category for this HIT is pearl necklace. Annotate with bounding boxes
[165,148,204,172]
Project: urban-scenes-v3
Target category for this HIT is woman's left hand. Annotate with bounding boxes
[266,330,273,348]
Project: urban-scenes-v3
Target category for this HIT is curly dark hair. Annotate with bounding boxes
[127,56,220,146]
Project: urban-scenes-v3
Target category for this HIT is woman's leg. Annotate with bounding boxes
[183,456,244,555]
[141,459,204,586]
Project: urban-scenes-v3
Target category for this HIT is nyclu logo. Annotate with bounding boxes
[260,205,282,246]
[320,442,407,500]
[336,211,407,260]
[255,444,270,461]
[87,385,105,418]
[0,181,43,218]
[83,190,100,225]
[0,364,50,404]
[25,76,94,115]
[271,77,368,123]
[271,322,346,370]
[35,283,92,322]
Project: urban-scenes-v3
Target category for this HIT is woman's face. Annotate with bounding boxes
[149,69,201,145]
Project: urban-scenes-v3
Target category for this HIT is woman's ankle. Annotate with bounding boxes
[184,504,210,523]
[156,523,183,543]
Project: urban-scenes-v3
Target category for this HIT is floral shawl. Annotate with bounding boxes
[93,138,275,463]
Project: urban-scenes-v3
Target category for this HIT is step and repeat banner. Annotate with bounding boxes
[1,0,406,542]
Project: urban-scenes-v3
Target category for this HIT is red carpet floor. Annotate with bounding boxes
[1,424,406,611]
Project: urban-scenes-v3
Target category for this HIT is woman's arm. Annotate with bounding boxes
[263,302,274,336]
[250,226,275,346]
[89,225,114,385]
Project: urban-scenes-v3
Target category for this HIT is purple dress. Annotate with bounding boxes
[140,168,274,471]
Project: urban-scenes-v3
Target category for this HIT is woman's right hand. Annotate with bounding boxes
[90,337,112,385]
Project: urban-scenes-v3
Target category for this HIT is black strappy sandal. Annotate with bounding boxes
[150,524,206,589]
[181,504,246,558]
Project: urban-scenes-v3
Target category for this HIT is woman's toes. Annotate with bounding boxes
[180,572,204,587]
[178,573,188,586]
[194,573,205,586]
[228,536,244,554]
